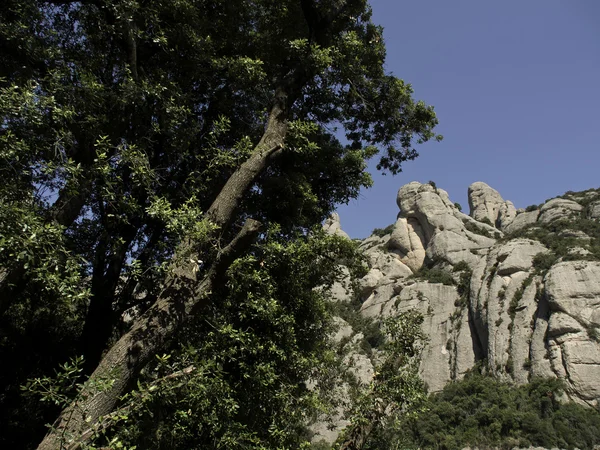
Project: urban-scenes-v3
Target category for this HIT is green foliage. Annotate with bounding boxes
[507,217,600,262]
[331,296,385,356]
[0,0,442,447]
[525,204,539,212]
[85,231,365,449]
[412,266,456,286]
[453,263,472,310]
[509,274,535,320]
[453,202,462,212]
[532,251,557,272]
[394,373,600,450]
[371,223,395,238]
[452,260,470,273]
[479,217,494,227]
[342,310,427,449]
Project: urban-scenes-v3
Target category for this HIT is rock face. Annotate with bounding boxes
[313,183,600,446]
[544,261,600,403]
[390,181,497,268]
[323,212,350,239]
[468,181,516,229]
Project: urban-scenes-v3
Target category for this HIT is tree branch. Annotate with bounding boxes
[37,219,262,450]
[68,365,197,450]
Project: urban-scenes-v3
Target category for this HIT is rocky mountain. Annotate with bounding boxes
[313,181,600,445]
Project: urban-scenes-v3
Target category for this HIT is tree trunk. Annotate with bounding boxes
[37,219,262,450]
[81,226,138,373]
[337,405,382,450]
[37,93,289,449]
[337,420,376,450]
[205,87,287,228]
[35,3,338,442]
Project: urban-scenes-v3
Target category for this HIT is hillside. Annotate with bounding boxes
[314,181,600,446]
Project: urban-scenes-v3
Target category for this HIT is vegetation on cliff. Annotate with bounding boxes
[368,372,600,450]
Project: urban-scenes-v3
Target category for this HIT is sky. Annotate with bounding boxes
[336,0,600,238]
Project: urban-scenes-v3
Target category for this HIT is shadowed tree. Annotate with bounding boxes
[0,0,441,448]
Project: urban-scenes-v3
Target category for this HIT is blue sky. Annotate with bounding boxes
[336,0,600,238]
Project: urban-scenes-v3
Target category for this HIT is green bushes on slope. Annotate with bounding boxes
[372,224,396,238]
[364,372,600,450]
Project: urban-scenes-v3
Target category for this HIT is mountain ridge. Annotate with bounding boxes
[314,181,600,446]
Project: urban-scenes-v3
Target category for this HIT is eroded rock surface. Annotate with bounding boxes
[315,182,600,444]
[323,212,350,239]
[468,181,516,229]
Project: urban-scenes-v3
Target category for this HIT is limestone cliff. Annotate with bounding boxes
[312,182,600,444]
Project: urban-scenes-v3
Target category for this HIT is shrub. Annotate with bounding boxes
[452,261,470,273]
[412,267,455,286]
[381,373,600,450]
[463,220,495,239]
[532,252,556,272]
[371,223,395,238]
[480,217,494,227]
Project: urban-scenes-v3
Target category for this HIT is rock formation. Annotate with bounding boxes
[312,183,600,445]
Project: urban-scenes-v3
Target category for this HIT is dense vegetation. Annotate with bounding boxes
[366,372,600,450]
[0,0,442,448]
[507,217,600,262]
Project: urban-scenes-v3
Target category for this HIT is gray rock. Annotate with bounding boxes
[546,261,600,328]
[375,252,413,280]
[332,317,354,343]
[558,229,591,241]
[323,212,350,239]
[330,266,352,303]
[498,200,518,230]
[393,282,464,392]
[469,240,547,382]
[359,268,384,298]
[545,261,600,404]
[496,239,548,276]
[388,217,426,272]
[468,181,509,226]
[394,182,497,271]
[588,200,600,220]
[359,282,396,319]
[324,182,600,424]
[504,210,540,234]
[538,198,583,224]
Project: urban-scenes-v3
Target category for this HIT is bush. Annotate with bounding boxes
[463,220,496,239]
[371,223,395,238]
[386,373,600,450]
[480,217,494,227]
[532,252,557,272]
[412,267,455,286]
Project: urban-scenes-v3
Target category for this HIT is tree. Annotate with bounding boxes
[336,310,426,450]
[0,0,441,448]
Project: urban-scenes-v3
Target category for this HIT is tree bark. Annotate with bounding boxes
[36,3,351,446]
[81,225,138,373]
[204,87,287,229]
[37,89,288,449]
[337,415,376,450]
[37,219,262,450]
